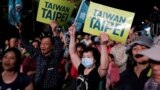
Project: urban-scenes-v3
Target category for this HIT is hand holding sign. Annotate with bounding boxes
[100,33,109,45]
[83,2,135,43]
[50,20,58,36]
[16,22,23,33]
[50,20,58,31]
[69,24,76,36]
[36,0,74,26]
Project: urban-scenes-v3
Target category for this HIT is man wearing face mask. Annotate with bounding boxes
[69,24,109,90]
[117,35,153,90]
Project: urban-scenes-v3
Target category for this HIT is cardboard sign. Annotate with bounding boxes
[36,0,74,26]
[83,2,135,43]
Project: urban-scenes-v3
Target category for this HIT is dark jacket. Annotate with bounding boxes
[20,33,63,88]
[117,65,150,90]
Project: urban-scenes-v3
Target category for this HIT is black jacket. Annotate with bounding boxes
[117,66,150,90]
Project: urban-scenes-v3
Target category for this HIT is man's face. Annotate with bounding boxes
[40,37,53,56]
[9,38,18,48]
[77,46,83,52]
[151,63,160,83]
[32,41,39,49]
[132,44,149,64]
[84,35,89,40]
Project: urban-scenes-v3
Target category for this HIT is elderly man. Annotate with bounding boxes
[139,44,160,90]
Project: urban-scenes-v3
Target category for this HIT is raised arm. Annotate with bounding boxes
[17,23,40,59]
[50,21,63,63]
[50,20,59,37]
[69,24,81,70]
[98,33,109,78]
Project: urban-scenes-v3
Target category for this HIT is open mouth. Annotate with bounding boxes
[41,49,45,52]
[135,54,144,58]
[3,63,10,66]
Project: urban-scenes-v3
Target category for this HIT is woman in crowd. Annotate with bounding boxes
[0,48,33,90]
[69,24,109,90]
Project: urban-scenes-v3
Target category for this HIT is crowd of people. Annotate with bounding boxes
[0,19,160,90]
[0,1,160,90]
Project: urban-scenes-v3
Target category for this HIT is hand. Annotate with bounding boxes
[16,6,22,12]
[100,33,109,45]
[68,24,76,36]
[15,22,23,33]
[27,71,35,76]
[50,20,58,32]
[20,48,27,55]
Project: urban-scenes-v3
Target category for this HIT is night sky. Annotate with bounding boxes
[0,0,159,47]
[92,0,159,25]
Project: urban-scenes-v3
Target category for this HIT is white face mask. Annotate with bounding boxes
[81,58,94,68]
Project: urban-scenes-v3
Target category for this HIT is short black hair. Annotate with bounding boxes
[32,40,40,45]
[1,48,21,72]
[40,36,54,45]
[9,37,19,41]
[76,43,86,50]
[82,47,100,67]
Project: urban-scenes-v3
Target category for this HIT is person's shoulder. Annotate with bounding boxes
[18,73,32,83]
[78,64,85,74]
[18,73,28,77]
[120,67,133,78]
[18,73,32,81]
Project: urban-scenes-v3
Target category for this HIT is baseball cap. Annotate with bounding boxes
[139,45,160,62]
[126,35,153,52]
